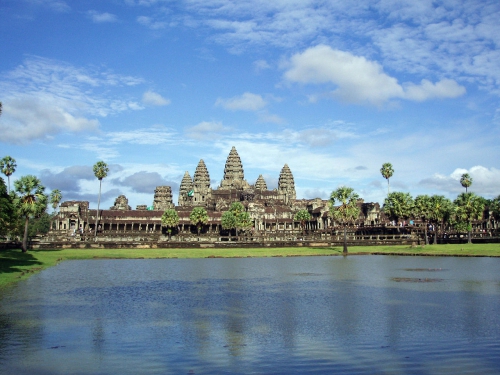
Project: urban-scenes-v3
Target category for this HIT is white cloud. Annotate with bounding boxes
[283,45,465,105]
[215,92,267,111]
[0,56,146,144]
[87,11,118,23]
[25,0,70,12]
[419,166,500,198]
[404,79,466,101]
[186,121,230,140]
[142,90,171,106]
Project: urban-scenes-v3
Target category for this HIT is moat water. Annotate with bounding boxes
[1,256,499,374]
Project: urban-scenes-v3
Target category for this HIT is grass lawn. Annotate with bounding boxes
[1,243,500,288]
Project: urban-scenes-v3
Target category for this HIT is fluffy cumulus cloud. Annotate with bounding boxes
[0,57,146,144]
[142,91,171,106]
[283,45,466,106]
[215,92,267,111]
[419,166,500,198]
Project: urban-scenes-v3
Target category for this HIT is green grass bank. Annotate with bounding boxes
[2,243,500,288]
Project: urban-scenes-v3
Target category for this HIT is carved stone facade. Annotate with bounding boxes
[153,186,174,211]
[47,146,388,242]
[110,195,131,211]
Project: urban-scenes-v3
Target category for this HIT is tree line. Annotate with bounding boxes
[1,155,499,254]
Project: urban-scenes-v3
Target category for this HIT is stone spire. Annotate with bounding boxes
[153,186,174,211]
[220,146,249,189]
[178,171,193,206]
[255,174,267,190]
[193,159,211,204]
[278,164,296,203]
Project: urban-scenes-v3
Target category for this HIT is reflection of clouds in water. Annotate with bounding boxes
[0,257,499,374]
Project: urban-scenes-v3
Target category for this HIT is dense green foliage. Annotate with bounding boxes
[294,209,311,235]
[453,192,485,243]
[221,202,253,236]
[189,206,209,235]
[0,177,16,238]
[382,191,414,223]
[49,189,62,211]
[161,209,179,238]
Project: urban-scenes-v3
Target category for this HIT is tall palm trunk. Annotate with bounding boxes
[22,216,29,253]
[343,226,348,254]
[94,179,102,238]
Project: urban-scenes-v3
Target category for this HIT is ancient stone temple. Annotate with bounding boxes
[220,146,250,190]
[45,145,385,246]
[255,175,267,191]
[153,186,174,211]
[277,164,296,204]
[178,171,194,206]
[110,195,131,211]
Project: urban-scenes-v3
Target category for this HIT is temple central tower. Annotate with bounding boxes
[219,146,250,190]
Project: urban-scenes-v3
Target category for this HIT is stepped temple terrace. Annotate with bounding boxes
[38,147,498,249]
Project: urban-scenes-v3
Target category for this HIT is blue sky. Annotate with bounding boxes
[1,0,499,210]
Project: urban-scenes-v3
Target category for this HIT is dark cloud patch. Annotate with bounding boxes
[112,171,178,194]
[108,164,124,174]
[63,188,122,206]
[302,189,329,199]
[354,166,368,171]
[40,165,94,192]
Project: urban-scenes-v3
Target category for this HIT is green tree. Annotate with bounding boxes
[189,206,208,235]
[221,210,238,236]
[490,195,500,222]
[380,162,394,196]
[13,175,48,252]
[383,192,414,225]
[294,209,311,236]
[0,177,16,238]
[221,202,252,238]
[49,189,62,212]
[161,209,179,240]
[329,186,360,254]
[428,195,453,244]
[93,161,109,238]
[0,156,17,194]
[454,192,485,244]
[460,173,472,193]
[413,195,432,245]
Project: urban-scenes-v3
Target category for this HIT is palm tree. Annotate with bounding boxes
[0,156,17,194]
[161,209,179,240]
[329,186,360,254]
[189,206,208,236]
[13,175,48,252]
[221,210,237,237]
[413,195,432,245]
[380,162,394,196]
[428,195,453,244]
[49,189,62,212]
[460,173,473,192]
[294,209,311,236]
[454,192,484,244]
[93,161,109,238]
[382,191,414,226]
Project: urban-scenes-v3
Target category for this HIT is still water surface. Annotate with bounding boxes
[0,255,499,374]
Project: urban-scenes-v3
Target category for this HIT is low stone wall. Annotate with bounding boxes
[32,236,417,249]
